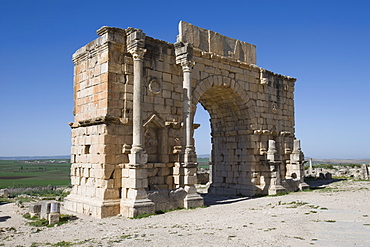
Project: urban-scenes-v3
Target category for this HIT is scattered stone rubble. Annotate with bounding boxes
[65,21,307,218]
[305,158,370,180]
[306,164,370,180]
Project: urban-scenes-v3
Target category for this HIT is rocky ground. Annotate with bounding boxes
[1,179,370,247]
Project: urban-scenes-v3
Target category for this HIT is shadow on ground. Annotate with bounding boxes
[200,178,347,206]
[201,193,251,207]
[305,178,346,188]
[0,216,11,222]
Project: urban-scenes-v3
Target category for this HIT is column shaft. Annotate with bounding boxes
[132,56,144,152]
[183,64,193,164]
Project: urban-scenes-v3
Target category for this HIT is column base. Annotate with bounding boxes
[299,181,310,190]
[280,179,310,192]
[120,198,155,218]
[128,151,148,165]
[268,184,286,195]
[184,193,204,209]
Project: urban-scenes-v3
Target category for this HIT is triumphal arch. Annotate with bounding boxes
[64,21,308,218]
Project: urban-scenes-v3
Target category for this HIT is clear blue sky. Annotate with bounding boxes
[0,0,369,159]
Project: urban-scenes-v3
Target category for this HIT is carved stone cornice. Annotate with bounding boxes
[70,116,130,128]
[72,42,109,65]
[96,26,126,37]
[192,47,297,82]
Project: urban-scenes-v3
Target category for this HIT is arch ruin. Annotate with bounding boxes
[64,21,308,218]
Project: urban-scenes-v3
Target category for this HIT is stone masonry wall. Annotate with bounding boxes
[65,21,307,218]
[191,59,297,195]
[65,27,189,217]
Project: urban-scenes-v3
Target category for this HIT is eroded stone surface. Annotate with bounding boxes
[64,21,306,218]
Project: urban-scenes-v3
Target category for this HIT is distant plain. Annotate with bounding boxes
[0,159,70,188]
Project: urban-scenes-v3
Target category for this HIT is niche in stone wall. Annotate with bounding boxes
[143,114,166,163]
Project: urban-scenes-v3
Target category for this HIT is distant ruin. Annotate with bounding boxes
[64,21,308,218]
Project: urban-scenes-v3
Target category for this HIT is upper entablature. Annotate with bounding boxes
[177,21,256,65]
[72,26,127,64]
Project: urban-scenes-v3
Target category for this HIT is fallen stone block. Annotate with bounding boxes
[40,201,52,220]
[29,203,42,218]
[48,212,60,225]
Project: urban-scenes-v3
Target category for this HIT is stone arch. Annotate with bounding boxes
[193,76,257,196]
[192,75,250,106]
[66,21,308,219]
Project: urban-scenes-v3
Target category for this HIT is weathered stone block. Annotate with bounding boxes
[48,212,60,225]
[40,201,52,220]
[29,203,42,217]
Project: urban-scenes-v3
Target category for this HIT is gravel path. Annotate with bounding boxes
[1,179,370,246]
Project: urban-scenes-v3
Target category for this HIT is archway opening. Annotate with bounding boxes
[195,85,255,196]
[194,102,212,168]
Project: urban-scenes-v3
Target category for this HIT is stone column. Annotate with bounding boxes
[175,42,203,208]
[308,158,313,175]
[121,28,154,217]
[182,61,196,162]
[127,28,147,165]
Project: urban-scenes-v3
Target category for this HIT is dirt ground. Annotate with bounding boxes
[1,179,370,247]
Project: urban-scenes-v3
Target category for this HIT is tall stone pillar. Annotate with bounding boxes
[175,42,203,208]
[121,28,154,217]
[266,140,285,195]
[266,140,277,162]
[127,28,147,165]
[288,139,309,190]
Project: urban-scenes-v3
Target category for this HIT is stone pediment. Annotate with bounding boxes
[143,114,165,128]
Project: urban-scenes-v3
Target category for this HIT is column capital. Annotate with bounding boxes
[180,60,195,72]
[127,28,146,60]
[129,47,147,60]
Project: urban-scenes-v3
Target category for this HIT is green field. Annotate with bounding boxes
[0,157,210,189]
[0,159,71,188]
[197,158,210,169]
